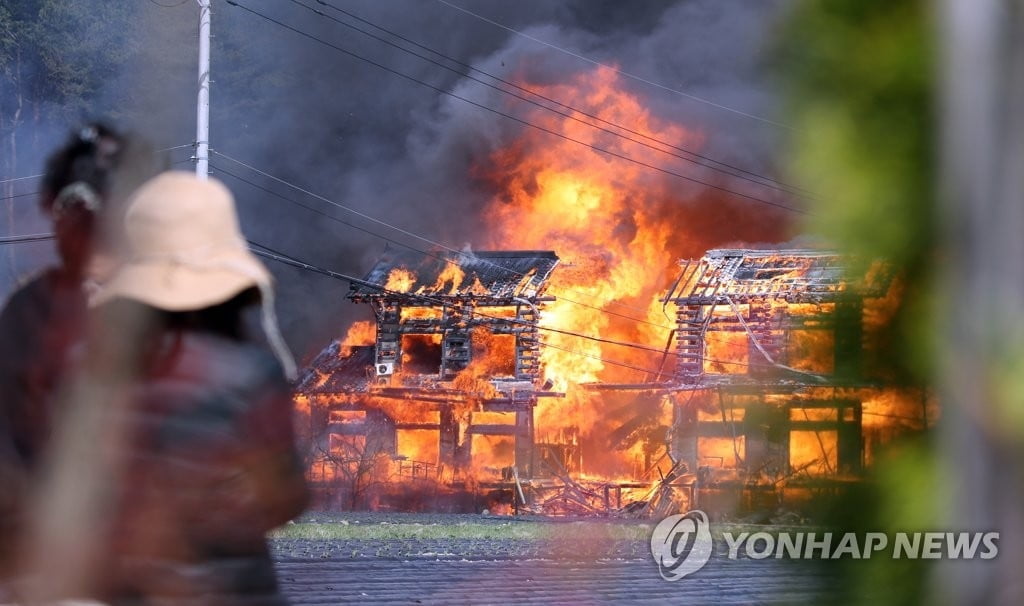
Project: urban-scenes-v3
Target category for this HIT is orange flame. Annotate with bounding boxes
[425,261,465,295]
[475,65,739,475]
[340,320,376,357]
[384,267,417,292]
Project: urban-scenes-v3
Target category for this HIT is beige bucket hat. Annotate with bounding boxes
[93,171,296,377]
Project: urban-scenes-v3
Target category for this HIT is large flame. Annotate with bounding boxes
[474,66,789,475]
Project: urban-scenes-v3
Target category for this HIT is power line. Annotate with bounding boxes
[0,175,43,186]
[433,0,794,131]
[229,186,755,374]
[222,1,806,215]
[212,163,420,248]
[297,0,811,198]
[249,241,360,283]
[159,143,197,153]
[539,340,665,377]
[0,227,748,373]
[0,233,54,244]
[211,151,675,331]
[0,191,39,203]
[247,239,671,377]
[249,234,760,374]
[0,143,194,187]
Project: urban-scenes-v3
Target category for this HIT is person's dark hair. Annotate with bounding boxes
[159,287,262,342]
[40,123,125,214]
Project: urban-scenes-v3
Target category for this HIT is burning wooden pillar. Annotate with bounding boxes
[374,303,401,385]
[438,404,458,470]
[669,390,700,472]
[835,401,863,474]
[747,301,786,376]
[514,409,534,477]
[743,401,789,480]
[513,302,541,381]
[674,305,706,383]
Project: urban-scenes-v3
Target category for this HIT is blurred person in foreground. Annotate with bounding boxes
[0,124,129,590]
[75,172,307,605]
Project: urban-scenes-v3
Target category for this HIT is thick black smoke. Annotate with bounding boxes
[1,0,794,359]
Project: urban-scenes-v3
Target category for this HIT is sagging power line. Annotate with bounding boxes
[216,159,766,374]
[433,0,794,131]
[222,0,807,216]
[211,151,675,331]
[296,0,812,199]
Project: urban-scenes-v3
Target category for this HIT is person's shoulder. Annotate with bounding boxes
[1,267,60,307]
[0,268,63,335]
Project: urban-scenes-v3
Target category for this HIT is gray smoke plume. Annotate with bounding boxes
[1,0,796,358]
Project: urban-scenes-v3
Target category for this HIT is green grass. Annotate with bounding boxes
[271,520,653,541]
[269,520,813,542]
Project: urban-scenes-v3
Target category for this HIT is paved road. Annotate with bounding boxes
[273,544,833,605]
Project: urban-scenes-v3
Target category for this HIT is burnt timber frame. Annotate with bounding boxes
[340,250,562,479]
[657,249,893,484]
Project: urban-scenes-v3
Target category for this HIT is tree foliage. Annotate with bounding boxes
[778,0,935,382]
[1,0,137,177]
[777,2,937,605]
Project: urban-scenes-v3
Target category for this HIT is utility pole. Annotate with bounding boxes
[195,0,211,179]
[936,0,1024,604]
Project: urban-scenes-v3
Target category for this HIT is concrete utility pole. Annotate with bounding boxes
[195,0,211,179]
[936,1,1024,604]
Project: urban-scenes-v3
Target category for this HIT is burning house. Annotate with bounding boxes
[296,249,563,509]
[588,248,936,512]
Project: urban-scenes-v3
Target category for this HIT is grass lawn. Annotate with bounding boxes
[269,518,812,542]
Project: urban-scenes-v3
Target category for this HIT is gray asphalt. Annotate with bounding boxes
[271,523,836,605]
[274,557,830,605]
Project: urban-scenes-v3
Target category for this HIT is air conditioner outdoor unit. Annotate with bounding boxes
[376,362,394,376]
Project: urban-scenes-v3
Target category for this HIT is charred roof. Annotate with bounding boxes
[348,250,559,304]
[295,343,375,394]
[665,248,891,304]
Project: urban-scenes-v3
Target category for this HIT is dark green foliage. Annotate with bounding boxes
[777,0,936,383]
[777,2,938,604]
